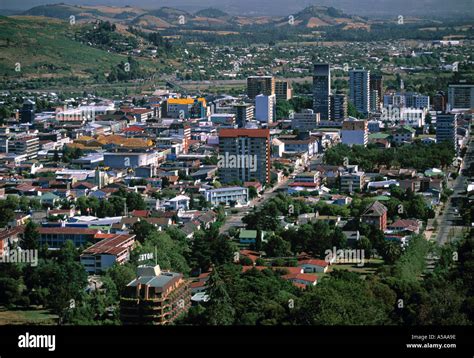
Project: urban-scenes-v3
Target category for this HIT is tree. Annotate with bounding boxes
[293,271,395,325]
[126,192,146,211]
[210,235,236,267]
[357,236,373,259]
[132,220,155,243]
[105,263,136,295]
[248,186,258,200]
[204,269,235,325]
[21,220,40,250]
[134,232,189,274]
[189,231,212,273]
[264,235,291,257]
[0,277,22,306]
[380,241,402,265]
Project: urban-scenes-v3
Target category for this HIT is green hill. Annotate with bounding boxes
[0,16,143,80]
[21,4,105,20]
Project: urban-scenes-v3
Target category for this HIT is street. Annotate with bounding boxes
[436,139,473,244]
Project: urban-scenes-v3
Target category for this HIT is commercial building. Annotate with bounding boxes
[433,92,447,112]
[247,76,275,99]
[340,171,365,192]
[330,93,348,122]
[349,69,370,116]
[38,227,99,248]
[120,265,190,325]
[166,98,207,119]
[448,83,474,111]
[255,94,276,123]
[80,234,136,274]
[218,128,270,184]
[370,74,383,112]
[436,114,458,152]
[20,99,36,123]
[275,80,293,101]
[233,103,254,128]
[291,109,320,131]
[341,119,368,147]
[405,93,430,109]
[104,151,159,169]
[204,186,249,207]
[313,64,331,120]
[12,135,40,160]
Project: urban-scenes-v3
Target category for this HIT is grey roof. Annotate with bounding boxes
[128,271,182,292]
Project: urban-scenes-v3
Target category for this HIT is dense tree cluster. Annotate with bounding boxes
[324,142,455,172]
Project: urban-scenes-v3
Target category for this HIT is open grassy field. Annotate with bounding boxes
[0,306,58,325]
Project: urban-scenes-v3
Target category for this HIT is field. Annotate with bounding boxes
[0,306,57,325]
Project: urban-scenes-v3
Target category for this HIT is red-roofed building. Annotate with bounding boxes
[282,273,318,287]
[122,125,145,137]
[131,210,150,218]
[387,219,422,234]
[80,234,136,274]
[38,227,99,248]
[240,249,260,264]
[298,259,330,273]
[362,201,388,231]
[190,271,211,294]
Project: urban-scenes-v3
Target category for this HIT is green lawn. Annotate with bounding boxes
[0,306,58,325]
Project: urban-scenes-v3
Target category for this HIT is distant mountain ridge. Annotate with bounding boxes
[17,3,364,29]
[2,0,472,17]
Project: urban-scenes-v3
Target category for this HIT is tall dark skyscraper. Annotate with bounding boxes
[20,99,36,124]
[313,64,331,121]
[330,93,348,121]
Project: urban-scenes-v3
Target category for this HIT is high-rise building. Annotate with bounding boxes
[370,90,379,113]
[341,119,368,147]
[255,94,276,123]
[436,114,458,152]
[233,103,254,128]
[275,80,293,101]
[20,99,36,124]
[218,128,270,184]
[433,91,447,112]
[330,93,348,121]
[247,76,275,100]
[120,265,190,325]
[349,69,370,116]
[448,83,474,111]
[313,64,331,120]
[370,74,383,112]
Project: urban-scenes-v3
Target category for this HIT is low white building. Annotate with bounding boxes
[204,186,249,207]
[166,195,190,211]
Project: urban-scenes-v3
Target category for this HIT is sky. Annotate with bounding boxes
[0,0,472,16]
